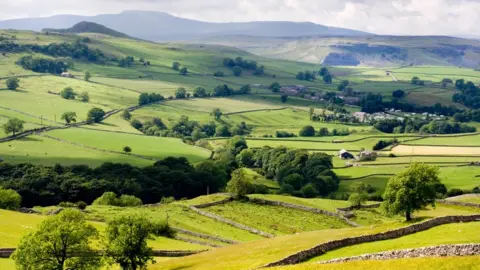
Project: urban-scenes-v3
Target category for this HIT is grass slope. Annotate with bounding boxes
[46,128,212,163]
[205,201,351,236]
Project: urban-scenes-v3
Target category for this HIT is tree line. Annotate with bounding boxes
[361,93,460,116]
[373,118,477,134]
[0,157,228,207]
[2,39,107,62]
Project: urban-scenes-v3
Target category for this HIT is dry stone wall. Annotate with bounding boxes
[192,196,233,209]
[263,215,480,268]
[174,227,238,244]
[0,248,204,259]
[188,205,274,238]
[437,199,480,208]
[249,198,360,227]
[317,244,480,264]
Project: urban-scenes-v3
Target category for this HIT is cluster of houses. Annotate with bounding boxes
[352,110,446,123]
[352,111,405,122]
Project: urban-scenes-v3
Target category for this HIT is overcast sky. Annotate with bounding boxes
[1,0,479,36]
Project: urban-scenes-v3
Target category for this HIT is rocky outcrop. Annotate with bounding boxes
[263,215,480,267]
[249,198,360,227]
[317,244,480,264]
[188,206,274,238]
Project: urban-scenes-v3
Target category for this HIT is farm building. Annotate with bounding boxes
[338,149,354,160]
[61,72,74,78]
[280,85,308,95]
[352,112,367,122]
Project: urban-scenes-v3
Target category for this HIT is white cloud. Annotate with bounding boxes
[0,0,479,36]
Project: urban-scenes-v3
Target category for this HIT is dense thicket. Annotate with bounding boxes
[1,40,106,62]
[17,56,69,74]
[373,118,476,134]
[0,158,228,207]
[223,57,264,75]
[452,79,480,109]
[236,147,338,197]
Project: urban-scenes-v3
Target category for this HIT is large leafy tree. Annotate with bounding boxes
[87,107,105,123]
[382,163,441,221]
[226,169,253,198]
[61,111,77,124]
[12,209,101,270]
[3,118,24,136]
[104,215,173,270]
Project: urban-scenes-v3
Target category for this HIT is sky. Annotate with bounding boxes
[1,0,479,36]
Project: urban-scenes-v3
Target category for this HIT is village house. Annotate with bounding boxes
[338,149,355,160]
[60,72,74,78]
[279,85,308,96]
[352,112,367,122]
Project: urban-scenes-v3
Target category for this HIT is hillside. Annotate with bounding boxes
[0,10,370,41]
[195,35,480,68]
[42,21,131,38]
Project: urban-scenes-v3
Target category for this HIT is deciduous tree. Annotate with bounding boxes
[382,163,440,221]
[12,209,101,270]
[61,111,77,124]
[3,118,24,136]
[6,77,19,90]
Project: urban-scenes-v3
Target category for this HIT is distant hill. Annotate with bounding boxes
[43,21,131,38]
[0,10,370,41]
[193,35,480,68]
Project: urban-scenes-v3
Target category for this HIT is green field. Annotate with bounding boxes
[205,201,351,235]
[83,204,262,243]
[0,135,153,167]
[46,128,212,163]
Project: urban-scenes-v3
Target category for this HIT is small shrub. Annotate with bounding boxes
[93,192,118,206]
[447,188,464,197]
[58,201,77,208]
[118,195,143,207]
[0,188,21,210]
[160,196,175,204]
[252,184,270,194]
[76,201,88,210]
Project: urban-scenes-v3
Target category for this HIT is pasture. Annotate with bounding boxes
[391,145,480,156]
[0,135,153,167]
[205,201,351,235]
[46,128,212,163]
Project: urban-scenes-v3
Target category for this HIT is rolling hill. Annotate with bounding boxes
[43,21,131,39]
[0,10,370,41]
[194,35,480,68]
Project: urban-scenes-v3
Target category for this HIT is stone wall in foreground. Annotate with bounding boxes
[317,244,480,264]
[264,215,480,267]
